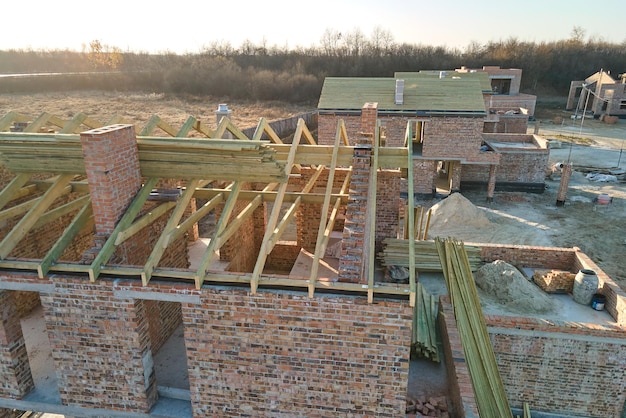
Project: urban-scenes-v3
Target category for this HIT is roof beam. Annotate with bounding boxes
[367,123,381,303]
[0,173,32,211]
[37,199,93,278]
[142,179,202,286]
[194,181,243,289]
[88,178,159,281]
[0,174,74,259]
[115,201,177,245]
[33,194,91,230]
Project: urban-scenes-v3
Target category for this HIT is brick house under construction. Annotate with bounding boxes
[0,107,623,418]
[318,67,547,196]
[566,69,626,118]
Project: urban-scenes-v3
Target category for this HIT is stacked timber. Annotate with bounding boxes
[379,238,482,272]
[411,283,439,362]
[435,238,513,418]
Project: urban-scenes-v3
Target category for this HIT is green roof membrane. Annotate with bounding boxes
[318,75,488,115]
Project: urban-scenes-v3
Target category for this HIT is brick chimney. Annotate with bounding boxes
[80,124,142,236]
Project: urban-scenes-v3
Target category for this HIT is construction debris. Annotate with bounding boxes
[406,395,449,417]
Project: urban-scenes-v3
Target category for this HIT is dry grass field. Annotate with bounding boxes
[0,91,316,133]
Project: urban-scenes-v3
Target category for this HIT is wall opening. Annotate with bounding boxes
[18,291,60,404]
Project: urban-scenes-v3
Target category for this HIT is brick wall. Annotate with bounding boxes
[145,300,182,354]
[265,244,300,272]
[422,118,484,160]
[375,170,401,253]
[490,115,528,133]
[12,291,40,318]
[413,160,436,196]
[485,315,626,417]
[462,151,548,184]
[480,243,576,270]
[438,296,479,418]
[218,199,263,274]
[318,114,361,145]
[40,278,158,412]
[182,288,412,417]
[0,291,33,399]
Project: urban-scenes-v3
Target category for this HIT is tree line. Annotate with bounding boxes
[0,27,624,102]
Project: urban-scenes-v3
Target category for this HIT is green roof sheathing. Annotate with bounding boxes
[318,73,488,115]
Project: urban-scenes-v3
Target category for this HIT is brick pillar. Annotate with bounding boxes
[556,163,573,206]
[0,291,34,399]
[361,102,378,138]
[338,134,372,283]
[80,124,142,236]
[450,161,462,193]
[41,280,158,412]
[486,164,497,202]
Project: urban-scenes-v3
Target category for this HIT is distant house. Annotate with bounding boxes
[566,70,626,118]
[317,67,547,197]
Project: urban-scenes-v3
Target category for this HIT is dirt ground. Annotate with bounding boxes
[0,92,624,291]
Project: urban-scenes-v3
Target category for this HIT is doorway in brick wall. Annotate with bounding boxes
[18,291,61,404]
[435,161,453,195]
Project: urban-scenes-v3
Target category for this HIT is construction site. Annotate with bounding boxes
[0,67,624,418]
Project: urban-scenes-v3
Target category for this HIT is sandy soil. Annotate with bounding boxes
[1,92,624,290]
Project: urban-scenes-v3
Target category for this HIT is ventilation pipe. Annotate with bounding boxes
[395,79,404,105]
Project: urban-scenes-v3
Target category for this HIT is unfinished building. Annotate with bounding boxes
[566,70,626,118]
[318,68,546,197]
[0,104,623,418]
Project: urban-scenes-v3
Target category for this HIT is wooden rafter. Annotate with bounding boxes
[250,119,306,293]
[194,181,243,289]
[115,201,177,245]
[0,173,32,211]
[0,111,28,131]
[251,117,283,144]
[142,179,202,286]
[37,199,93,278]
[308,120,348,298]
[33,194,91,230]
[0,174,74,259]
[22,112,53,133]
[88,178,159,281]
[406,122,416,307]
[193,187,348,205]
[213,117,249,140]
[58,113,88,134]
[367,122,381,303]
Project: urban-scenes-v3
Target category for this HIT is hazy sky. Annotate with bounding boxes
[2,0,624,53]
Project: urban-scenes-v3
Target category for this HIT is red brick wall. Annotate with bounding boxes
[12,291,40,318]
[318,114,361,145]
[485,315,626,417]
[462,151,548,184]
[422,118,484,159]
[265,243,300,272]
[0,290,33,399]
[480,243,576,270]
[376,170,401,253]
[40,278,158,413]
[145,300,182,354]
[413,160,436,196]
[182,289,412,417]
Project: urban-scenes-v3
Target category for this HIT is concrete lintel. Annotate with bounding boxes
[0,281,54,293]
[113,289,201,304]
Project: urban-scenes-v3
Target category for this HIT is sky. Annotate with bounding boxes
[1,0,624,54]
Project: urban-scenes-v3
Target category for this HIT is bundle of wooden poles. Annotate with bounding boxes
[379,238,483,272]
[411,282,439,362]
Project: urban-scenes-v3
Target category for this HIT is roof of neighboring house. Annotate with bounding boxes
[318,73,488,116]
[585,70,616,85]
[397,70,493,93]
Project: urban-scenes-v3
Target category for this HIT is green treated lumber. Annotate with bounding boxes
[194,181,243,289]
[0,174,74,259]
[23,112,52,133]
[252,117,283,144]
[367,122,381,303]
[176,116,197,137]
[32,193,91,229]
[37,200,93,278]
[139,115,161,136]
[0,173,32,211]
[165,192,225,246]
[88,178,159,282]
[406,122,416,307]
[142,179,201,286]
[58,113,87,134]
[218,194,263,246]
[115,201,177,245]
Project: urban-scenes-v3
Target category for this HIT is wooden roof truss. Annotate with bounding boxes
[0,111,415,304]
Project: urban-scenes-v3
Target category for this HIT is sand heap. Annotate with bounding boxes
[474,260,555,314]
[428,193,491,231]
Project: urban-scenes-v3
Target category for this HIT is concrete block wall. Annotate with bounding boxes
[182,288,412,417]
[485,315,626,417]
[40,277,158,413]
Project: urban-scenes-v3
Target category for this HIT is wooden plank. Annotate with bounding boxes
[37,200,93,278]
[193,187,348,205]
[252,118,283,144]
[88,178,159,281]
[367,123,381,303]
[0,111,20,131]
[406,123,416,307]
[0,173,32,211]
[218,194,263,246]
[194,181,243,289]
[33,194,91,229]
[191,119,214,137]
[214,117,249,140]
[23,113,52,133]
[165,191,225,246]
[59,113,87,134]
[115,201,177,245]
[139,115,161,136]
[250,118,304,293]
[0,174,74,259]
[176,116,197,137]
[156,118,178,137]
[142,179,201,286]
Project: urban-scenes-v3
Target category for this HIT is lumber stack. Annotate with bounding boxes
[435,237,513,418]
[411,282,439,362]
[379,238,483,272]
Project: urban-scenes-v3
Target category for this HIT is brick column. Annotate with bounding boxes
[486,164,497,202]
[80,124,142,236]
[450,161,462,193]
[0,291,34,399]
[338,133,372,283]
[556,163,573,206]
[361,102,378,138]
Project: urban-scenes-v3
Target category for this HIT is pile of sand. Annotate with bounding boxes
[428,193,491,230]
[474,260,555,314]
